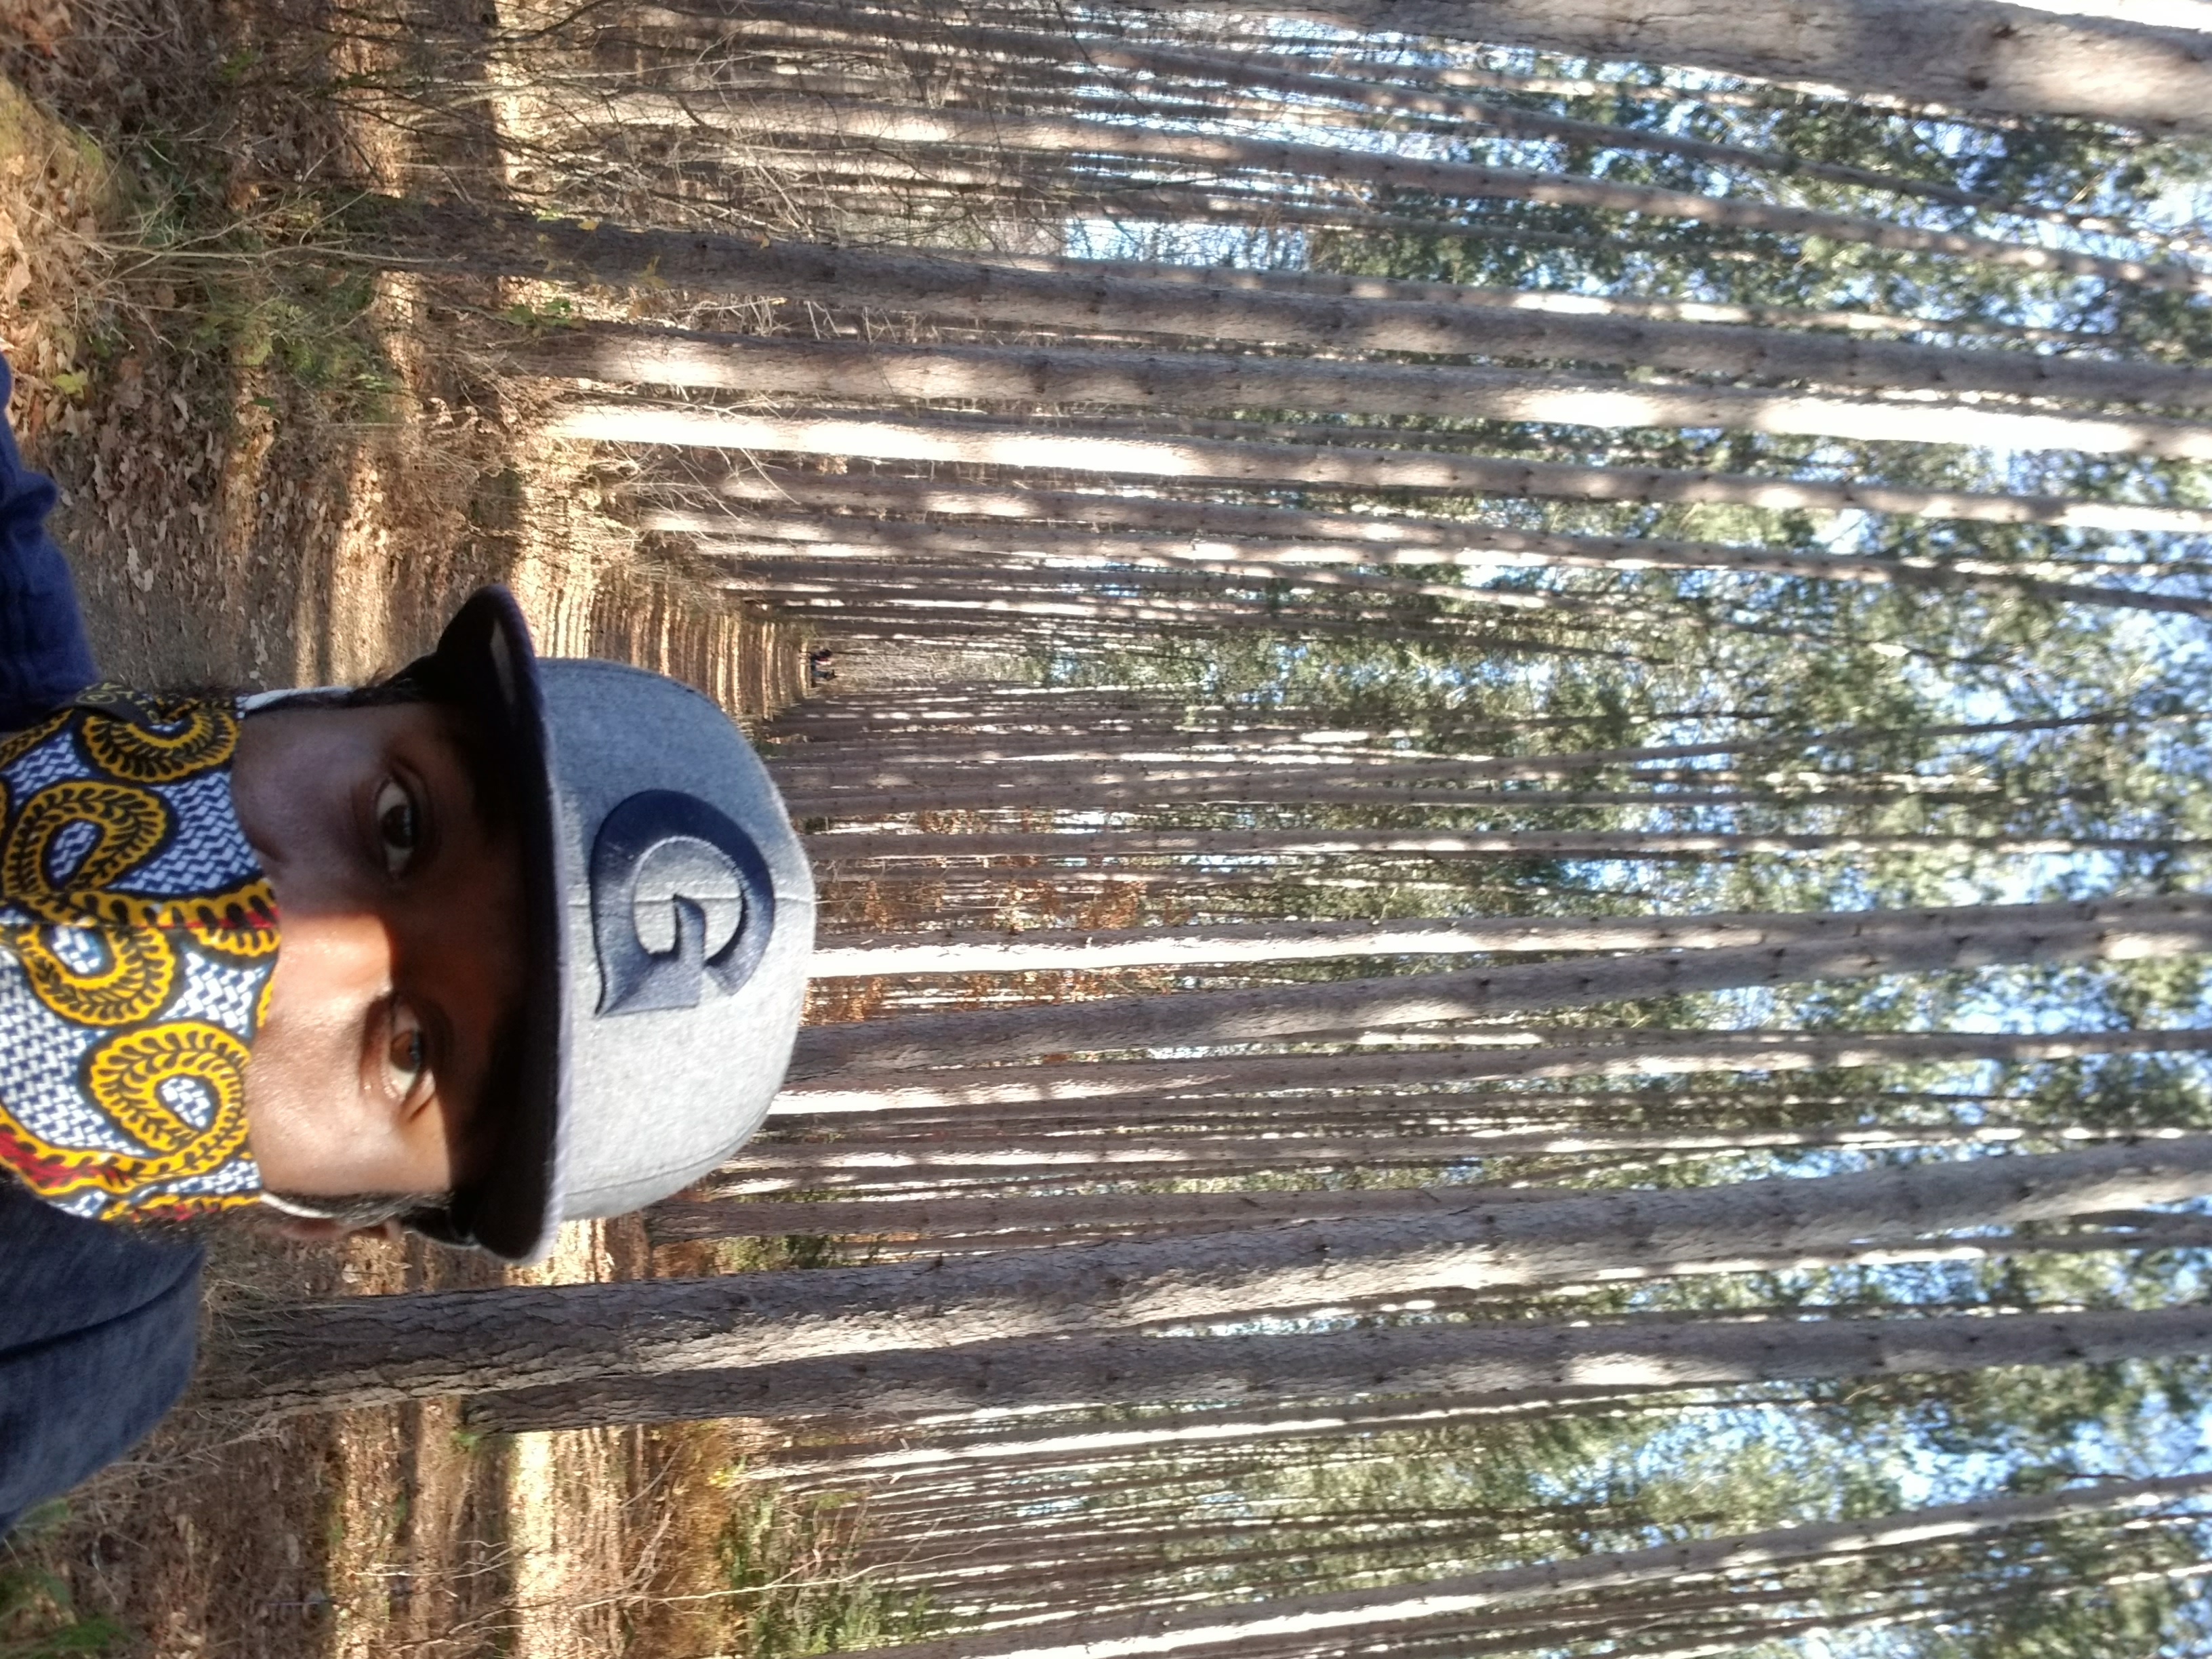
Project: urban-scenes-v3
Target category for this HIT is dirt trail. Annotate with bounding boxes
[0,0,803,711]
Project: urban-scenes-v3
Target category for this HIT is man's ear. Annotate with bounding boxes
[262,1214,405,1244]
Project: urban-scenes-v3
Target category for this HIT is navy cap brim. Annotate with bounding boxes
[402,587,567,1261]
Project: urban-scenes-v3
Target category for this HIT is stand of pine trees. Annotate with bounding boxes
[222,1,2212,1652]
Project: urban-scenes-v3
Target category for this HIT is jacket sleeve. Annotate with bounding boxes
[0,355,96,729]
[0,1183,203,1536]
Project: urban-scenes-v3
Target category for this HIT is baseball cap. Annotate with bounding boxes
[395,587,815,1261]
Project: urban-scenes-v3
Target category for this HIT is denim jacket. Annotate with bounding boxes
[0,355,205,1535]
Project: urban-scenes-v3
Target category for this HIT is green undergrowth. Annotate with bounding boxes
[0,1508,123,1658]
[716,1476,933,1659]
[1,56,394,424]
[110,131,396,413]
[707,1231,846,1273]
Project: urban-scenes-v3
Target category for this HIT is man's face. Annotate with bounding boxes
[229,701,525,1200]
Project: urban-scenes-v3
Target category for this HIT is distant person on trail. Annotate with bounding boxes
[0,356,815,1532]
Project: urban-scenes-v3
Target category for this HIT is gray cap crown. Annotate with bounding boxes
[539,658,816,1230]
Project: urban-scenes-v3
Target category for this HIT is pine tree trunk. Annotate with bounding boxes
[652,1170,2210,1247]
[844,1472,2212,1658]
[623,94,2202,291]
[714,1124,2109,1192]
[703,471,2143,554]
[803,826,2199,865]
[701,516,2212,630]
[786,783,1936,816]
[1215,0,2212,135]
[777,1025,2212,1115]
[723,541,2203,633]
[771,729,1847,792]
[205,1136,2212,1410]
[560,402,2212,536]
[787,894,2212,1076]
[722,558,1624,627]
[657,5,2093,226]
[757,1390,1650,1483]
[648,1185,1589,1244]
[808,913,2138,977]
[386,206,2212,410]
[562,330,2212,461]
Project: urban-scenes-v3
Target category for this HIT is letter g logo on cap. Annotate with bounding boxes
[588,790,777,1017]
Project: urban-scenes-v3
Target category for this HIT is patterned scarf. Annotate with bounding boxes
[0,689,278,1219]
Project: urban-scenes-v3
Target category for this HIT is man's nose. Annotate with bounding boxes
[266,909,401,996]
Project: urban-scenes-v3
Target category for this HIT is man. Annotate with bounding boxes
[0,356,815,1530]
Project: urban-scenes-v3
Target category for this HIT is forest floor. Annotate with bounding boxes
[0,0,811,1652]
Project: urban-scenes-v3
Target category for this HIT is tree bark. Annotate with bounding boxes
[805,913,2098,977]
[648,1184,1585,1243]
[802,826,2198,865]
[721,556,1631,626]
[697,515,2212,629]
[386,207,2212,411]
[772,742,1793,792]
[716,1124,2102,1185]
[653,1174,2209,1248]
[205,1135,2212,1410]
[561,402,2212,536]
[787,893,2212,1077]
[566,329,2212,461]
[775,1025,2212,1115]
[769,721,2015,792]
[704,471,2156,554]
[630,93,2205,291]
[1220,0,2212,136]
[656,5,2104,228]
[756,1389,1696,1483]
[467,1303,2212,1431]
[823,1474,2212,1656]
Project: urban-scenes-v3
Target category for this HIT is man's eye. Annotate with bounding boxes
[374,778,419,876]
[387,1008,429,1092]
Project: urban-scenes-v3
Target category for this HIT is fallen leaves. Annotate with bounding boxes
[0,76,117,440]
[0,0,73,57]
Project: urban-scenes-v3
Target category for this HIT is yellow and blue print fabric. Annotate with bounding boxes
[0,690,277,1218]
